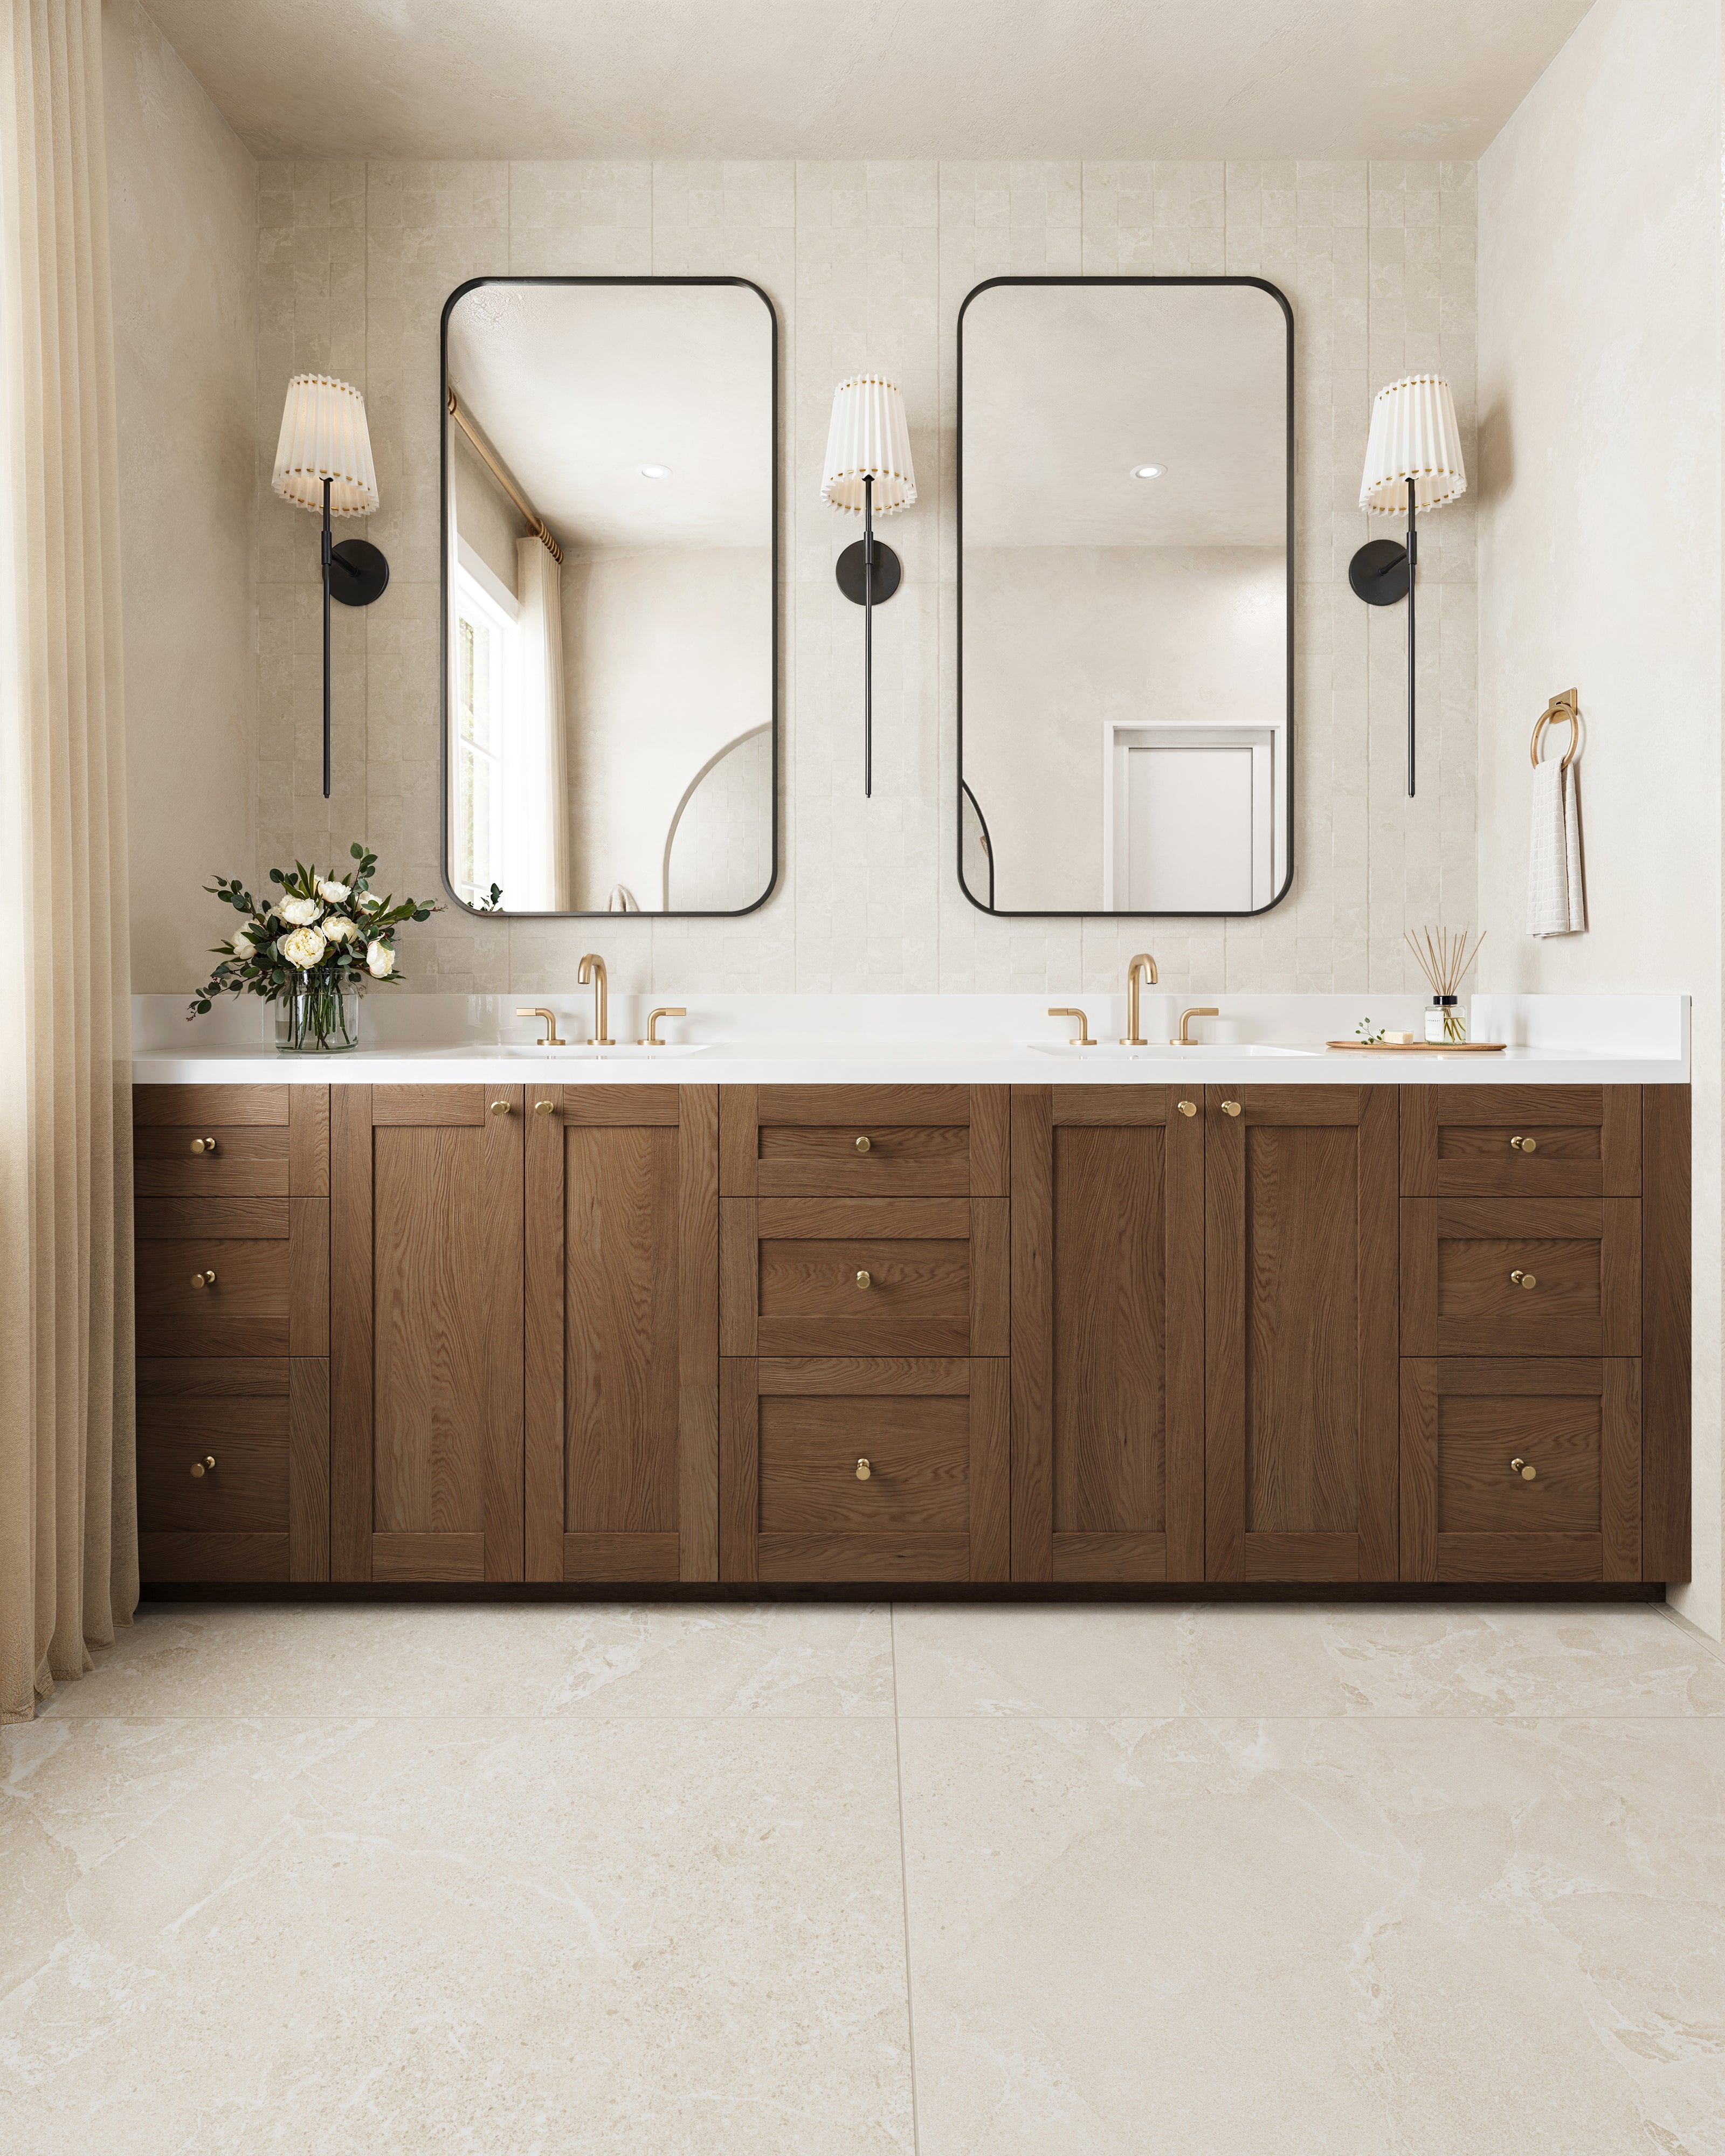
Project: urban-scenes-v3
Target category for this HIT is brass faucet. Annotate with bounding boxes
[577,954,613,1046]
[639,1006,685,1047]
[516,1006,566,1047]
[1177,1006,1220,1046]
[1048,1006,1095,1046]
[1121,952,1159,1046]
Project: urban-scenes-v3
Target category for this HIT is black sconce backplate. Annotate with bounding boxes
[834,540,902,606]
[330,540,391,607]
[1348,537,1410,607]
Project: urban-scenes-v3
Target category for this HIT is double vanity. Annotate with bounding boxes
[132,990,1692,1596]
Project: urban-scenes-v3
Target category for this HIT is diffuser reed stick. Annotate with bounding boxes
[1405,925,1486,1042]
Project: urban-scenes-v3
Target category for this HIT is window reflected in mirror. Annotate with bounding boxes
[442,278,777,915]
[958,278,1292,917]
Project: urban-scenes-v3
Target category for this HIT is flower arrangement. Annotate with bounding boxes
[189,842,440,1052]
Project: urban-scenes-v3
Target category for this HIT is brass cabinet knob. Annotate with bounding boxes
[855,1457,871,1480]
[1510,1135,1538,1152]
[856,1270,872,1290]
[533,1100,557,1116]
[489,1100,512,1116]
[189,1136,218,1155]
[1221,1100,1241,1117]
[1177,1100,1197,1118]
[854,1135,872,1153]
[189,1455,216,1478]
[190,1270,217,1290]
[1510,1457,1537,1480]
[1510,1269,1538,1290]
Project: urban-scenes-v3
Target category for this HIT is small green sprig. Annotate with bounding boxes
[188,841,440,1019]
[1352,1017,1386,1045]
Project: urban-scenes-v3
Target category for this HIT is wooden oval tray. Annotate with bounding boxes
[1324,1039,1505,1053]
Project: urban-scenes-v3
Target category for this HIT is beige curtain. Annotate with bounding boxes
[0,0,136,1723]
[509,532,570,909]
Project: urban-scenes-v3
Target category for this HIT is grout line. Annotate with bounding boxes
[889,1604,923,2156]
[1653,1600,1725,1665]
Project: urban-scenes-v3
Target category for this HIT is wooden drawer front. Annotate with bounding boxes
[1401,1086,1639,1197]
[133,1084,289,1125]
[760,1238,969,1355]
[138,1390,289,1533]
[1400,1358,1639,1581]
[136,1239,290,1356]
[757,1124,969,1197]
[135,1196,291,1240]
[134,1123,290,1197]
[1401,1198,1639,1357]
[720,1357,1008,1583]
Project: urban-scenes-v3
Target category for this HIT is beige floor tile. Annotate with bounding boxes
[2,1712,913,2155]
[43,1600,895,1722]
[897,1713,1725,2156]
[892,1601,1725,1719]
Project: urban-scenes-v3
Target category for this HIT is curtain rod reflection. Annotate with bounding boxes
[446,388,563,564]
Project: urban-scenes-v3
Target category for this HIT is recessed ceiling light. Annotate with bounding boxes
[640,464,672,479]
[1131,464,1165,480]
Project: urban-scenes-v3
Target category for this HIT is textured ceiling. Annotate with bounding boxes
[137,0,1595,164]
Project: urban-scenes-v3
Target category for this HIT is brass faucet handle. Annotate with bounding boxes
[1176,1006,1221,1046]
[516,1007,566,1048]
[639,1006,687,1047]
[1048,1007,1096,1047]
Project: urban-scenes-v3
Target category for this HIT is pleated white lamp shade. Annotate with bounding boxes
[820,374,916,515]
[272,374,380,516]
[1358,374,1467,515]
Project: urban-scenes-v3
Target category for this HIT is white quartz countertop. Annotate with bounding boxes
[131,992,1692,1088]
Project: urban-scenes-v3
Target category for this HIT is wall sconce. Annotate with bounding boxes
[1350,374,1467,798]
[820,374,916,798]
[272,374,388,799]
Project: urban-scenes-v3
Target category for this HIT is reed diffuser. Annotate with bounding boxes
[1405,926,1486,1044]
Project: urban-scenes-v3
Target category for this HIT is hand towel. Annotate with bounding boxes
[1527,756,1586,936]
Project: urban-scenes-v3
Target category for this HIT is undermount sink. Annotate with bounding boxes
[1029,1040,1315,1059]
[494,1041,709,1059]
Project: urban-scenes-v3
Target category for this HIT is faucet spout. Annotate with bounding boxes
[1121,952,1160,1047]
[577,954,613,1046]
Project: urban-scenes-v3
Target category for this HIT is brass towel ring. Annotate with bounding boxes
[1530,688,1579,771]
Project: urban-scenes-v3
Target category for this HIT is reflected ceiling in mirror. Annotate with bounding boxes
[441,278,777,916]
[958,278,1292,917]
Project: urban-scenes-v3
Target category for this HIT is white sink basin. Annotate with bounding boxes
[1029,1040,1315,1060]
[493,1041,709,1059]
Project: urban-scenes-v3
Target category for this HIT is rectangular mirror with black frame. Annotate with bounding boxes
[957,277,1293,917]
[440,276,777,917]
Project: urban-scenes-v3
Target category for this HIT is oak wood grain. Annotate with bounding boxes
[758,1394,969,1531]
[969,1085,1010,1194]
[756,1124,969,1197]
[289,1197,328,1358]
[136,1357,290,1395]
[755,1356,971,1395]
[1243,1530,1360,1581]
[1052,1530,1167,1582]
[371,1530,485,1582]
[559,1085,680,1125]
[1010,1086,1054,1581]
[1602,1356,1641,1583]
[289,1086,330,1197]
[1435,1531,1605,1583]
[970,1197,1010,1358]
[1402,1196,1639,1357]
[757,1316,971,1356]
[719,1358,760,1579]
[756,1531,970,1583]
[134,1084,289,1125]
[135,1197,291,1240]
[1051,1086,1174,1125]
[970,1358,1010,1583]
[288,1358,329,1580]
[134,1124,289,1198]
[137,1396,287,1532]
[678,1084,720,1583]
[524,1089,565,1580]
[138,1530,289,1582]
[720,1084,758,1196]
[720,1198,759,1357]
[756,1197,971,1239]
[370,1086,487,1126]
[564,1531,681,1583]
[1642,1085,1691,1580]
[758,1084,971,1125]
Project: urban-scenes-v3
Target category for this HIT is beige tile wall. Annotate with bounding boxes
[253,157,1476,999]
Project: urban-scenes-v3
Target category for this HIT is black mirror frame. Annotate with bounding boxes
[955,274,1295,919]
[438,274,781,920]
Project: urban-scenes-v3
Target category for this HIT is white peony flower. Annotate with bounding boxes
[228,929,256,959]
[281,925,329,970]
[316,879,350,903]
[357,891,384,912]
[322,915,359,944]
[365,939,395,979]
[280,896,323,927]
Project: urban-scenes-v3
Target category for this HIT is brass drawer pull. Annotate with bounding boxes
[190,1269,217,1290]
[1509,1269,1538,1290]
[489,1099,512,1117]
[854,1135,872,1153]
[533,1100,557,1116]
[189,1455,217,1478]
[855,1457,871,1480]
[1510,1457,1537,1480]
[189,1136,218,1155]
[1510,1135,1538,1152]
[856,1270,872,1290]
[1177,1100,1197,1118]
[1221,1100,1241,1117]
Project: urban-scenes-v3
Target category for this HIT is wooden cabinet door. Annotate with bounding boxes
[526,1085,718,1583]
[332,1085,525,1581]
[1010,1086,1203,1583]
[1205,1084,1398,1581]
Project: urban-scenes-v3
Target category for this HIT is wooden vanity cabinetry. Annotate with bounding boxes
[133,1075,1690,1591]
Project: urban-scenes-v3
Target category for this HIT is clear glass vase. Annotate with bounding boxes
[277,972,361,1053]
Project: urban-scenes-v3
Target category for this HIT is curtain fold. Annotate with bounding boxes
[1,0,136,1723]
[510,532,569,910]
